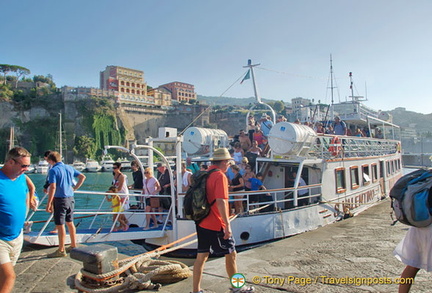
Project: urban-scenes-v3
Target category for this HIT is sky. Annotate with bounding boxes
[2,0,432,114]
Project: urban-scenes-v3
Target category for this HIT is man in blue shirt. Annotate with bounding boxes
[260,114,274,138]
[333,116,347,135]
[46,151,86,258]
[0,147,32,293]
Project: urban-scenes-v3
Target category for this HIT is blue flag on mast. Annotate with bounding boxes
[240,70,250,84]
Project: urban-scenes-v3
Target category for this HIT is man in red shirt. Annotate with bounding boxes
[192,148,254,293]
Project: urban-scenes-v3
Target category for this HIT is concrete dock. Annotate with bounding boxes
[14,199,431,292]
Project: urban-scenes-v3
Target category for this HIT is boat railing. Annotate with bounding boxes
[309,135,399,160]
[177,184,322,217]
[25,189,174,237]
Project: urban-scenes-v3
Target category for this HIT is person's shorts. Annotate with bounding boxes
[54,197,75,225]
[196,225,236,256]
[0,232,23,265]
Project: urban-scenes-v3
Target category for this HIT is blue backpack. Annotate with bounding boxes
[390,169,432,227]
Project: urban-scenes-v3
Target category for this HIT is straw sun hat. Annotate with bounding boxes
[209,148,232,161]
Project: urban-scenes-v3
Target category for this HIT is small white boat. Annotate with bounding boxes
[72,161,86,172]
[35,160,49,174]
[85,159,102,172]
[100,155,115,172]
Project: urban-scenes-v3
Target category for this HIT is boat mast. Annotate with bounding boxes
[327,55,336,125]
[59,112,62,159]
[244,59,276,123]
[330,55,335,105]
[244,59,261,103]
[349,72,354,101]
[8,126,14,150]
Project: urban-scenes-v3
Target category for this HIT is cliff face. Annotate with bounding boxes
[0,98,243,162]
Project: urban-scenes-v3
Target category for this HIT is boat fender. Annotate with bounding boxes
[329,136,342,156]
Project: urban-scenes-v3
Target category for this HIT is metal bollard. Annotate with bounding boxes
[70,244,119,275]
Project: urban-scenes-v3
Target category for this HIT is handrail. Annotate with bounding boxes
[26,189,174,237]
[177,183,323,217]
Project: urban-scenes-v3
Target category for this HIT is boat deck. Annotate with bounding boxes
[24,225,170,246]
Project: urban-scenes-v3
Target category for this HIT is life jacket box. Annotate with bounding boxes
[70,244,119,274]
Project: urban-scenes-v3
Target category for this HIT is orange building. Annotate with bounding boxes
[159,81,197,103]
[147,87,172,107]
[100,66,148,103]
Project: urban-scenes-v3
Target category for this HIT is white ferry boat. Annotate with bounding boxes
[84,159,101,172]
[35,160,49,174]
[24,60,403,257]
[100,155,115,172]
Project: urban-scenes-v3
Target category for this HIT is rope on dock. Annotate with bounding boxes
[74,242,194,292]
[74,259,191,292]
[75,214,241,292]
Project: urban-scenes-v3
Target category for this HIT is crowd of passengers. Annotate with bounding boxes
[236,113,384,159]
[293,115,384,138]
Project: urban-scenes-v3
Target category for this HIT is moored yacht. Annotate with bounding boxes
[100,155,115,172]
[72,160,86,172]
[35,160,49,174]
[85,159,101,172]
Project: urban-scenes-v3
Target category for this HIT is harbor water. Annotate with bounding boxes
[26,171,148,256]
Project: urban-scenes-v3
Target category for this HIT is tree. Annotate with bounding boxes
[0,84,13,101]
[0,64,11,85]
[12,65,31,88]
[273,100,285,113]
[0,64,31,87]
[74,136,97,159]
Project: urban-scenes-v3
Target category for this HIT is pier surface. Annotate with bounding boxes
[14,199,431,292]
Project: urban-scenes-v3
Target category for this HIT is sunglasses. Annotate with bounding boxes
[13,158,31,168]
[144,172,150,174]
[113,167,118,169]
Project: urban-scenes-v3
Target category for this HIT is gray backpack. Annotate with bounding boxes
[390,169,432,227]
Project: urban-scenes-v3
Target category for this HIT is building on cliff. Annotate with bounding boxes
[100,65,149,104]
[158,81,197,104]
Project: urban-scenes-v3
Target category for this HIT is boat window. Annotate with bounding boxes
[335,168,346,193]
[386,161,390,176]
[371,163,378,183]
[362,164,370,186]
[350,166,360,189]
